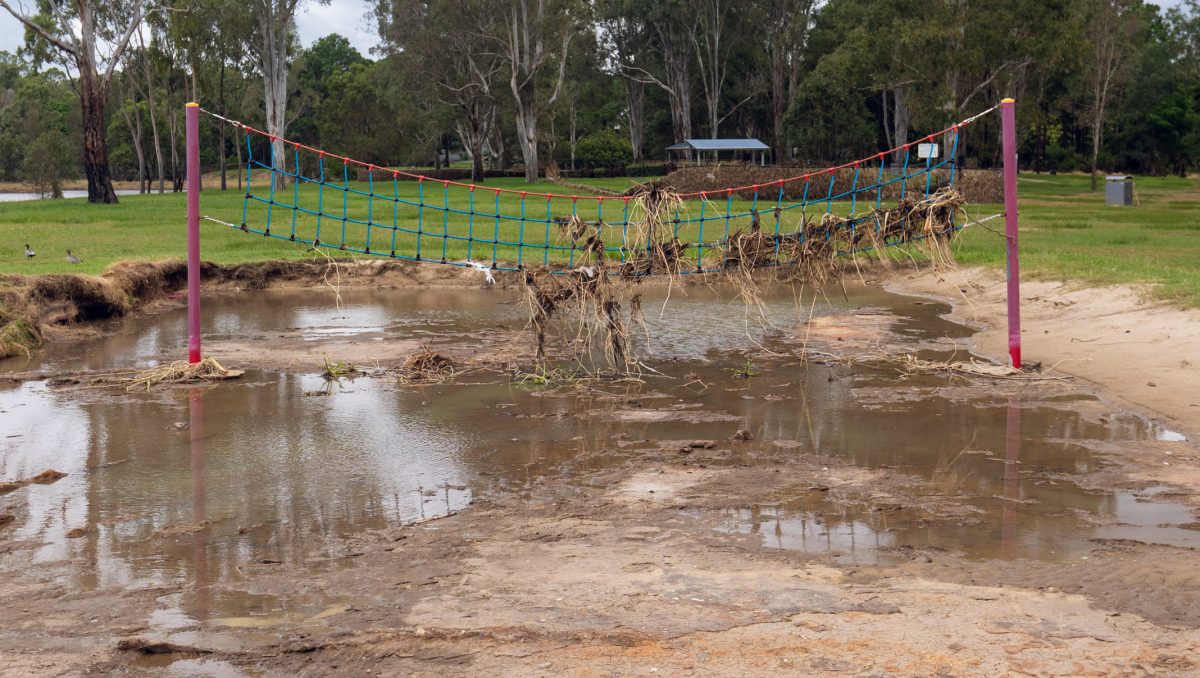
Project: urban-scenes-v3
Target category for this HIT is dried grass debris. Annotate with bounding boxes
[399,345,455,381]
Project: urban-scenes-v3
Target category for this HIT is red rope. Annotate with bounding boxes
[203,106,994,203]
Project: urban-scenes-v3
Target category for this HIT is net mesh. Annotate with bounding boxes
[201,106,999,277]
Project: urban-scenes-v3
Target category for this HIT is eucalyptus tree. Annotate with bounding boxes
[0,0,152,202]
[595,0,651,159]
[617,0,694,143]
[763,0,815,161]
[1084,0,1144,190]
[488,0,579,182]
[376,0,502,181]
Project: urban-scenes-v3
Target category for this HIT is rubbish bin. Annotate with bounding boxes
[1105,175,1134,206]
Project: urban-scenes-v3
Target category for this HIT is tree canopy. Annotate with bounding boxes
[2,0,1198,193]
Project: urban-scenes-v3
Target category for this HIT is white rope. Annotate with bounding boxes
[466,260,496,285]
[197,108,245,130]
[202,215,239,229]
[956,104,1000,129]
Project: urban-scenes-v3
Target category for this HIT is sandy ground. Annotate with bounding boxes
[2,263,1200,675]
[3,440,1198,676]
[888,267,1200,439]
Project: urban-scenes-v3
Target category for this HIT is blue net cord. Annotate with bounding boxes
[208,106,998,276]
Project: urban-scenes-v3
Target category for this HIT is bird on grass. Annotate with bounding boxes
[24,244,35,259]
[66,250,81,264]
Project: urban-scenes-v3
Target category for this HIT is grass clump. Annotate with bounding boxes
[318,354,362,380]
[0,314,41,359]
[513,364,581,386]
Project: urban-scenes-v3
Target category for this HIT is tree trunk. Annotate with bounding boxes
[490,123,509,170]
[652,19,693,144]
[890,85,910,165]
[219,63,227,191]
[692,0,727,140]
[169,105,182,192]
[454,101,490,183]
[74,3,118,205]
[471,146,485,181]
[258,5,290,190]
[664,41,691,142]
[623,78,645,160]
[139,51,166,193]
[120,96,146,195]
[767,0,810,163]
[515,106,539,183]
[117,75,147,194]
[79,68,118,203]
[569,99,577,172]
[501,2,571,184]
[771,63,786,161]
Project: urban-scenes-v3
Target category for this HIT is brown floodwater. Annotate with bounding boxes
[0,284,1195,626]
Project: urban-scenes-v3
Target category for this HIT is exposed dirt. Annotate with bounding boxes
[3,262,1200,675]
[888,266,1200,439]
[2,436,1199,676]
[0,258,510,360]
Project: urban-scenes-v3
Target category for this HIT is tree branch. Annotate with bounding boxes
[716,87,764,127]
[544,30,572,108]
[101,3,159,92]
[0,0,79,55]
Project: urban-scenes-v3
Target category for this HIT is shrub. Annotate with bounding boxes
[576,131,633,170]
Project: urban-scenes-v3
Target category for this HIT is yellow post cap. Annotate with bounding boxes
[1001,98,1015,104]
[186,102,200,107]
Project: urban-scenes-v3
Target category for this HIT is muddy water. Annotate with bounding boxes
[0,285,1195,624]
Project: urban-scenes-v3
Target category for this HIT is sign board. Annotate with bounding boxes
[917,143,940,159]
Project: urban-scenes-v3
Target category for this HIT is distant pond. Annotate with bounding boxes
[0,189,142,202]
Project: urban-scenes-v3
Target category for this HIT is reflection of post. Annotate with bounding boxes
[189,388,210,622]
[1001,399,1021,559]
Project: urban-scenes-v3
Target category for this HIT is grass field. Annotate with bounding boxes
[1,173,1197,305]
[952,174,1200,306]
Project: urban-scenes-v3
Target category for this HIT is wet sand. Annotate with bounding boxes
[1,277,1199,676]
[889,266,1200,439]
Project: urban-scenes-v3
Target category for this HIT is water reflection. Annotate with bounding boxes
[1001,399,1021,560]
[0,374,479,602]
[0,285,1195,621]
[190,389,210,623]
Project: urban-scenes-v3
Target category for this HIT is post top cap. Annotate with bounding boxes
[1001,97,1015,104]
[185,102,200,108]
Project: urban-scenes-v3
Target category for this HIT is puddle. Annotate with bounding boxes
[1,284,1197,623]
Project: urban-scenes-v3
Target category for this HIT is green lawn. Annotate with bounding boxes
[952,174,1200,306]
[1,173,1198,306]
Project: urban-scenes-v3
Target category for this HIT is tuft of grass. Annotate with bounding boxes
[0,316,40,359]
[513,364,580,386]
[317,354,361,380]
[726,356,760,379]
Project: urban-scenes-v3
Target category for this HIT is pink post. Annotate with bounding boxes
[1000,98,1021,369]
[185,102,202,364]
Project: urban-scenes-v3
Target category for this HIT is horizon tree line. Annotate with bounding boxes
[2,0,1198,202]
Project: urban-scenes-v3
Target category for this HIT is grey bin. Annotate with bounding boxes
[1105,175,1134,206]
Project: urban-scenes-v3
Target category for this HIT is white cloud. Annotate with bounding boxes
[295,0,380,56]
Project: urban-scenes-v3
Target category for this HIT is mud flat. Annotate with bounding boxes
[1,275,1199,676]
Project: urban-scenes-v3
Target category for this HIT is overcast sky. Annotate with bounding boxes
[0,0,1188,65]
[0,0,379,58]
